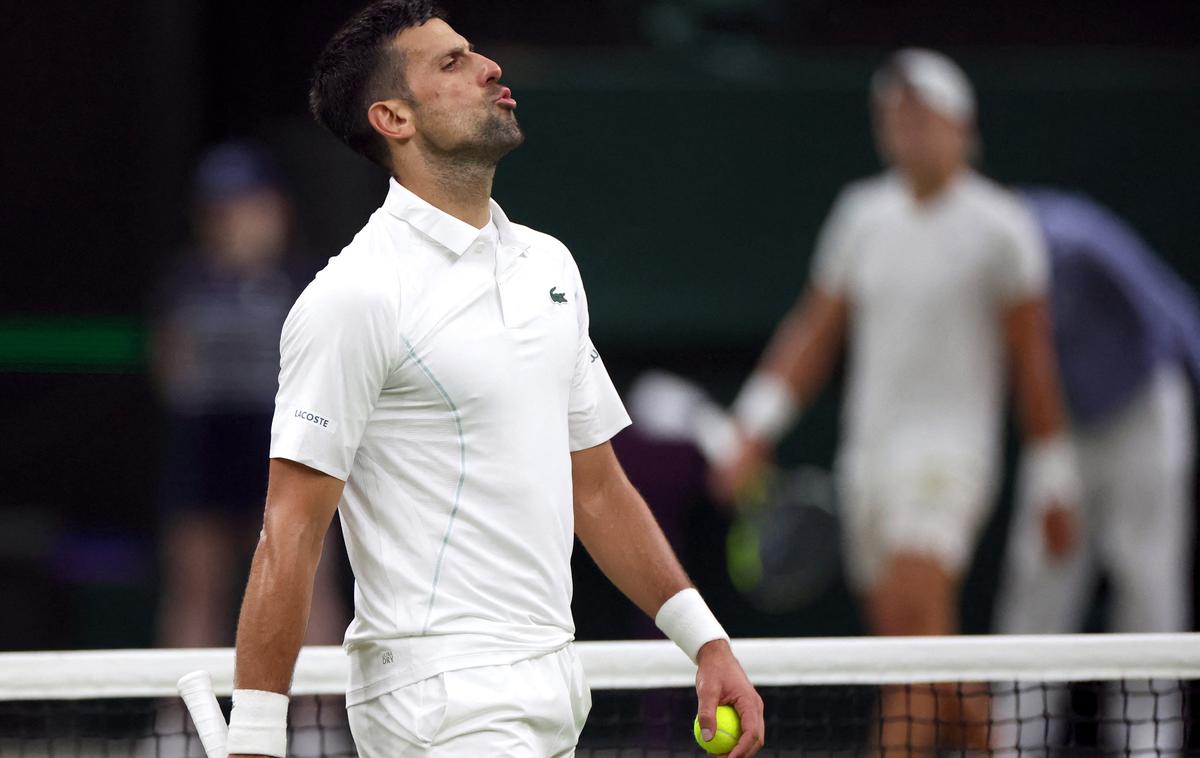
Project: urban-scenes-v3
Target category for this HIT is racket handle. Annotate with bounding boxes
[735,468,774,510]
[693,404,740,466]
[177,670,228,758]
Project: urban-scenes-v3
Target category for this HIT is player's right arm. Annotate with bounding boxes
[227,459,343,758]
[757,286,849,408]
[227,261,396,757]
[711,287,848,500]
[233,459,344,691]
[712,185,864,501]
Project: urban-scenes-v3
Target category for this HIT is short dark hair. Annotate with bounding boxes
[309,0,445,170]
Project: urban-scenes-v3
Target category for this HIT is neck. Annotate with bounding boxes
[395,153,496,229]
[905,162,963,203]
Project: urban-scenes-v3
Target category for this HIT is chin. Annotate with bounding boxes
[480,115,525,155]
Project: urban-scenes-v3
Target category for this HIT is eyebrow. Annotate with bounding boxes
[437,42,475,60]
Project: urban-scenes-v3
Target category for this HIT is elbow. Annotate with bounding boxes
[573,488,605,523]
[258,509,328,562]
[573,475,627,526]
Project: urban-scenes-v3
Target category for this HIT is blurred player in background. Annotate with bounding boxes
[152,142,345,647]
[993,188,1200,754]
[712,49,1081,755]
[225,3,763,757]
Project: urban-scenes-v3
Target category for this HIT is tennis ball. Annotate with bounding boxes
[693,704,741,754]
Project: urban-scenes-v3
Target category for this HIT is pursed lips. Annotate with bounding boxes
[493,85,517,110]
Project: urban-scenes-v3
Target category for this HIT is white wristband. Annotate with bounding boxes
[1021,432,1083,513]
[227,689,289,758]
[655,588,729,664]
[732,372,797,443]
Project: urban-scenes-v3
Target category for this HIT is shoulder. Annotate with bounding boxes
[289,215,402,328]
[960,173,1040,239]
[815,174,899,260]
[833,173,898,219]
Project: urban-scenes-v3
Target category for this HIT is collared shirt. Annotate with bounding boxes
[1022,188,1200,425]
[270,179,630,705]
[813,171,1048,481]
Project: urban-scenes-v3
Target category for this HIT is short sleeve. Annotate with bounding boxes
[810,187,865,296]
[995,200,1050,304]
[269,274,398,480]
[566,258,631,451]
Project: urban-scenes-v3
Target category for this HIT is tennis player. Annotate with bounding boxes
[225,2,763,757]
[712,49,1080,755]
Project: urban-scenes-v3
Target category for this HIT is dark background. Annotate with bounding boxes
[2,0,1199,649]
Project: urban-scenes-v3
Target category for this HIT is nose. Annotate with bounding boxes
[477,53,502,85]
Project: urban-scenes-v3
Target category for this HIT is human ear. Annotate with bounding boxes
[367,100,415,142]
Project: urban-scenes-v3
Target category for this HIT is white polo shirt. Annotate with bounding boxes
[813,170,1048,490]
[270,179,630,705]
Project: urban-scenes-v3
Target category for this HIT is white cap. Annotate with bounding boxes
[872,48,975,122]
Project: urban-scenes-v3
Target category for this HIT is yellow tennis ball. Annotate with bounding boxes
[693,704,741,754]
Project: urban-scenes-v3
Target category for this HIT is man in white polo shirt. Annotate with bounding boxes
[225,2,763,757]
[712,49,1080,754]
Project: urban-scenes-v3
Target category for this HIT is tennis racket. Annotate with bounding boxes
[629,371,841,612]
[177,670,228,758]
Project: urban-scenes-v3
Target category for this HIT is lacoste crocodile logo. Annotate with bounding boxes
[549,287,568,304]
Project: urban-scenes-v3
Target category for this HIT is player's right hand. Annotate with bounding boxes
[708,436,771,506]
[1042,504,1080,560]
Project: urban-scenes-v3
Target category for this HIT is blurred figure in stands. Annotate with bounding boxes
[712,50,1081,755]
[993,188,1199,754]
[152,142,345,647]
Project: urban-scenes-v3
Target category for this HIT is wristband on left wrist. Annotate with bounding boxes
[655,588,729,664]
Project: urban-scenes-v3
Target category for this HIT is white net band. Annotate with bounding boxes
[3,633,1199,700]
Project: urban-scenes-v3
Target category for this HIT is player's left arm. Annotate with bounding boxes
[572,441,765,758]
[1003,297,1082,558]
[1005,298,1066,439]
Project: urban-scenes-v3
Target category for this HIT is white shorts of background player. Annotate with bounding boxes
[838,431,997,592]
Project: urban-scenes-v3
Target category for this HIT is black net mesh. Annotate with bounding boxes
[0,681,1195,756]
[0,695,353,758]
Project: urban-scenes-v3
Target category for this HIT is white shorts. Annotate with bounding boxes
[347,645,591,757]
[838,438,994,590]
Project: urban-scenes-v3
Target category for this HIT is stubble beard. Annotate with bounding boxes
[474,110,524,164]
[420,106,525,176]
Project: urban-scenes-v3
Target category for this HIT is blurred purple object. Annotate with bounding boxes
[613,426,707,552]
[1022,189,1200,425]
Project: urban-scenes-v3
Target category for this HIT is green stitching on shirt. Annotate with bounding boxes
[403,337,467,634]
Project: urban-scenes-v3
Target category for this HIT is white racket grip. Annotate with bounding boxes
[177,670,228,758]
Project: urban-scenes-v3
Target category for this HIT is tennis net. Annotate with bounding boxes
[1,634,1197,756]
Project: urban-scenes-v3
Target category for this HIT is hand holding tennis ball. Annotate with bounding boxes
[694,704,741,754]
[693,639,765,755]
